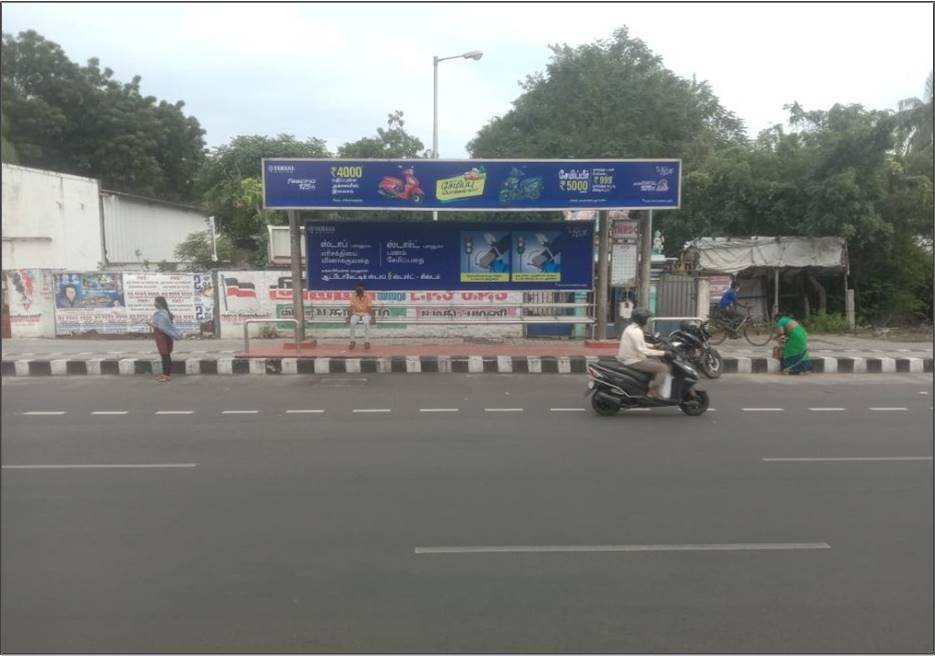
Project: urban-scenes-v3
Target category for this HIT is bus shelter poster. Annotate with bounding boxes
[306,222,595,291]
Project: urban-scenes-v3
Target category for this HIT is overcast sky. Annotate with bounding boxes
[3,2,932,157]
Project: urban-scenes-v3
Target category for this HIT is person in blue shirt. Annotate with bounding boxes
[718,280,743,326]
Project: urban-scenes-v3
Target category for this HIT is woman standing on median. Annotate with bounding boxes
[148,296,184,383]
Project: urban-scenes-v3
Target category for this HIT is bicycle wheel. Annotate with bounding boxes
[708,320,729,345]
[744,320,773,346]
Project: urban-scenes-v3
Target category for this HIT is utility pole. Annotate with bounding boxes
[594,210,610,340]
[288,209,305,341]
[639,209,653,309]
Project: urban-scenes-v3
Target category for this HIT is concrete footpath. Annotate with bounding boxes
[1,334,931,376]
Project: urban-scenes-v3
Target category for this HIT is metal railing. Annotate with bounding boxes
[243,319,300,353]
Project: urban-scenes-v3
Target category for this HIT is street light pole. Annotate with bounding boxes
[432,50,483,222]
[432,56,439,223]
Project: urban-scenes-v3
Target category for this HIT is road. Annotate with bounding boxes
[2,373,932,653]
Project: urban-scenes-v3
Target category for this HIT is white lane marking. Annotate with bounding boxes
[353,409,391,413]
[869,407,908,412]
[742,408,784,412]
[21,411,66,416]
[222,410,259,414]
[414,542,831,555]
[550,407,585,412]
[624,407,651,412]
[155,411,195,415]
[484,408,524,412]
[809,407,845,412]
[286,409,325,414]
[91,411,128,415]
[419,408,460,413]
[3,463,198,469]
[763,456,932,462]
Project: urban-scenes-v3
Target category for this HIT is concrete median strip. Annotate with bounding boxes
[763,456,932,462]
[2,463,198,469]
[1,355,932,376]
[414,542,832,554]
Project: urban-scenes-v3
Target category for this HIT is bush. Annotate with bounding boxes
[804,311,851,334]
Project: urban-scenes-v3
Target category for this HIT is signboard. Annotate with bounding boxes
[306,221,594,291]
[612,219,640,240]
[611,243,639,286]
[264,159,680,211]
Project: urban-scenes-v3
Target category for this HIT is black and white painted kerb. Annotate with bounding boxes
[1,355,931,376]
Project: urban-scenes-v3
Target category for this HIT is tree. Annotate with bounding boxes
[0,110,18,163]
[468,27,745,164]
[1,30,206,200]
[195,134,329,265]
[173,230,236,271]
[338,110,427,158]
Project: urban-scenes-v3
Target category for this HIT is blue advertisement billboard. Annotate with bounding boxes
[306,221,595,291]
[265,159,680,211]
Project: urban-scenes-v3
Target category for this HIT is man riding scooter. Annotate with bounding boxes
[617,307,670,399]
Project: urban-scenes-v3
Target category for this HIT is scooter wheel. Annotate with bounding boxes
[700,350,723,379]
[591,393,620,416]
[679,390,710,416]
[411,192,425,204]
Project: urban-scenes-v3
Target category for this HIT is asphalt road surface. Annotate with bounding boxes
[2,373,933,653]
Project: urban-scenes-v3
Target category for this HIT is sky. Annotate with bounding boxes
[2,2,932,157]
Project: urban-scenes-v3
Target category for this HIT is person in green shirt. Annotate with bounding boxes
[774,314,812,374]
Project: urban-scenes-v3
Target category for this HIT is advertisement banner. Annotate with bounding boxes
[307,221,594,291]
[264,159,680,210]
[218,271,523,339]
[1,269,55,337]
[122,272,215,335]
[54,272,215,336]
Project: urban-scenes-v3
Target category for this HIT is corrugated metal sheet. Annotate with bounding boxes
[101,192,208,264]
[655,275,696,317]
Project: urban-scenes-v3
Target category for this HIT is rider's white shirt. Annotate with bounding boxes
[617,323,666,365]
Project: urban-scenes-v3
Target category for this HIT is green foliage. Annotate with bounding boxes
[803,311,851,334]
[1,30,205,201]
[468,27,746,164]
[195,134,328,255]
[338,111,426,158]
[173,230,236,271]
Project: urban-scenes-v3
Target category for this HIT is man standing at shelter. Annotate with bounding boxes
[347,285,375,350]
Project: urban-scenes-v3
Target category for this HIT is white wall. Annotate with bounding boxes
[101,192,209,265]
[1,164,103,270]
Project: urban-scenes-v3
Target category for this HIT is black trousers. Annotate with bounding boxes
[161,353,172,375]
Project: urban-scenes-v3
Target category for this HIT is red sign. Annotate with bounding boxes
[612,220,640,240]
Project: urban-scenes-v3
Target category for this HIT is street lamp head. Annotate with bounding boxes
[463,50,483,61]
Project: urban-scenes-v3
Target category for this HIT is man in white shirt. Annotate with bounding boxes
[617,307,670,399]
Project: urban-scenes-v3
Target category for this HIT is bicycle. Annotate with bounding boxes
[707,306,774,346]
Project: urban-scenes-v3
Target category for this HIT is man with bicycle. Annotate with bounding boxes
[717,280,744,328]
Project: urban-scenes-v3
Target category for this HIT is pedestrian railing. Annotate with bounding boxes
[279,301,596,326]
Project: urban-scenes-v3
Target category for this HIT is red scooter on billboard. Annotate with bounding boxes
[377,166,425,204]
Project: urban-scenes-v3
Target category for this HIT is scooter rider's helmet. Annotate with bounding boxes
[631,307,652,327]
